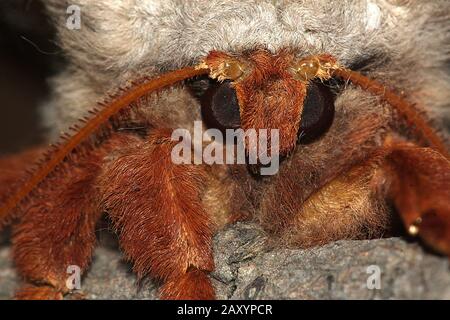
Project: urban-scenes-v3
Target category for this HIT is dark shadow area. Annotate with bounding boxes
[0,0,64,154]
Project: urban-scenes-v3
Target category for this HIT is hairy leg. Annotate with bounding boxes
[99,129,215,299]
[383,143,450,255]
[11,135,131,299]
[280,141,450,251]
[281,153,393,247]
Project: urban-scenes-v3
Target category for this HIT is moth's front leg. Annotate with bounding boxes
[11,143,110,300]
[383,143,450,255]
[98,129,215,300]
[264,133,449,252]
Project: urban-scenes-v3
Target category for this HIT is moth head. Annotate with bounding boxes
[199,49,340,157]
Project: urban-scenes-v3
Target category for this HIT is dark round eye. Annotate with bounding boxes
[199,80,241,132]
[298,81,335,144]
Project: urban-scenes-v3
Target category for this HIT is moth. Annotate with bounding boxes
[0,0,449,300]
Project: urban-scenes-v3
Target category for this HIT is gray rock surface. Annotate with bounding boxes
[1,222,450,300]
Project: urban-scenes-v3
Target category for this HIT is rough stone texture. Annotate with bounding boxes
[1,222,450,300]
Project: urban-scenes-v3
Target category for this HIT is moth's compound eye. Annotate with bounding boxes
[298,81,335,144]
[199,80,241,132]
